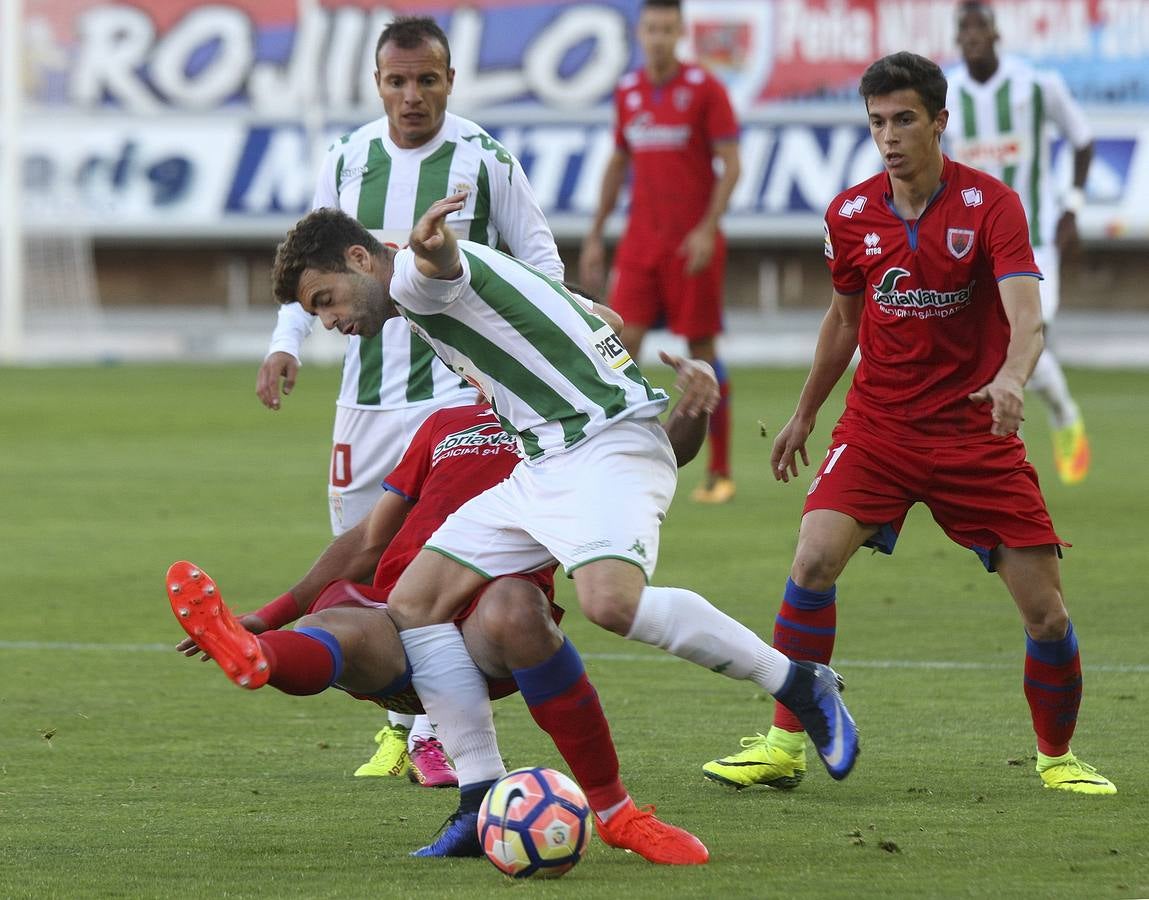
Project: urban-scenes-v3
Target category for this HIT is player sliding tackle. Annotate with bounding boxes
[268,196,861,827]
[169,359,717,863]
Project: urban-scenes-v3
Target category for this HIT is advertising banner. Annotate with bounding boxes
[14,0,1149,241]
[22,113,1146,241]
[26,0,1149,113]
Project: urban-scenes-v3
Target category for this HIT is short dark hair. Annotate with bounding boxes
[642,0,682,10]
[376,16,451,69]
[858,51,948,119]
[956,1,995,26]
[272,208,383,305]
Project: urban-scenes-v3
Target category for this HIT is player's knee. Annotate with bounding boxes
[790,549,843,593]
[474,579,554,649]
[579,589,637,636]
[1023,603,1070,642]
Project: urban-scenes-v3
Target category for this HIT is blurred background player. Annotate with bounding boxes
[704,52,1114,797]
[253,16,563,787]
[946,0,1094,484]
[578,0,741,504]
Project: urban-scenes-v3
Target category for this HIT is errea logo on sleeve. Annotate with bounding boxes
[839,196,867,217]
[864,232,882,256]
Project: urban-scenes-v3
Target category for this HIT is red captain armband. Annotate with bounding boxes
[252,592,300,630]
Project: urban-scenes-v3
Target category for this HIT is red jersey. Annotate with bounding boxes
[614,63,738,253]
[373,404,551,592]
[824,156,1040,444]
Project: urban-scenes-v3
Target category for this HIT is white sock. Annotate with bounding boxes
[398,624,505,787]
[595,796,632,823]
[1028,348,1079,430]
[388,712,416,731]
[407,714,435,749]
[625,586,792,694]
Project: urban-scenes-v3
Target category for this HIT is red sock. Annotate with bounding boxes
[1024,624,1082,756]
[707,366,732,478]
[772,580,837,732]
[258,628,340,696]
[513,639,626,812]
[526,675,626,811]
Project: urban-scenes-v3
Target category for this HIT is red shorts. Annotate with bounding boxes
[802,427,1065,571]
[304,573,560,713]
[609,230,726,340]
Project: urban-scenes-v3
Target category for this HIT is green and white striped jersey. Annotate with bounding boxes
[268,112,563,410]
[391,243,669,462]
[946,55,1091,249]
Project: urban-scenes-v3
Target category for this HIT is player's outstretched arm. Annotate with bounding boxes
[772,292,861,482]
[410,192,468,280]
[659,351,719,467]
[968,275,1043,436]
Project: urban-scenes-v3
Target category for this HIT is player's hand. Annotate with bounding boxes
[578,234,607,295]
[678,224,716,276]
[256,351,300,410]
[175,612,269,660]
[1054,211,1081,258]
[770,414,814,483]
[410,192,468,252]
[659,351,718,418]
[968,376,1025,436]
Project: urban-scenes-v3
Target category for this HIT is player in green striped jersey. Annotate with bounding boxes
[271,199,860,841]
[946,1,1094,484]
[255,16,562,787]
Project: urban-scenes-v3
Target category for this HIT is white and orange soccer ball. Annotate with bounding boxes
[477,767,592,878]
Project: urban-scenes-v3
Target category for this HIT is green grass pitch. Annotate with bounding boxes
[1,363,1146,898]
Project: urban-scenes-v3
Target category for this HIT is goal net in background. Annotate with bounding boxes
[1,0,103,361]
[23,191,103,329]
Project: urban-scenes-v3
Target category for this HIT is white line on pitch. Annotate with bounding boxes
[1,640,1146,674]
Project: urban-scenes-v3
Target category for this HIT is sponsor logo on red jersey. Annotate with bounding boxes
[431,421,517,464]
[623,111,692,151]
[870,267,975,319]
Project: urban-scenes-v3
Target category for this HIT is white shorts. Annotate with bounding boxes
[426,417,677,581]
[1034,245,1059,323]
[328,396,476,535]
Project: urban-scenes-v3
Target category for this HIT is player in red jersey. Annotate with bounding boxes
[578,0,741,505]
[170,354,719,864]
[703,51,1115,795]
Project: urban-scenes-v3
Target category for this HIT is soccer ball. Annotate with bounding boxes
[477,767,592,878]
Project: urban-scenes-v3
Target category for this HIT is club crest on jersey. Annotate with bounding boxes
[946,228,975,259]
[839,196,866,218]
[673,86,693,110]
